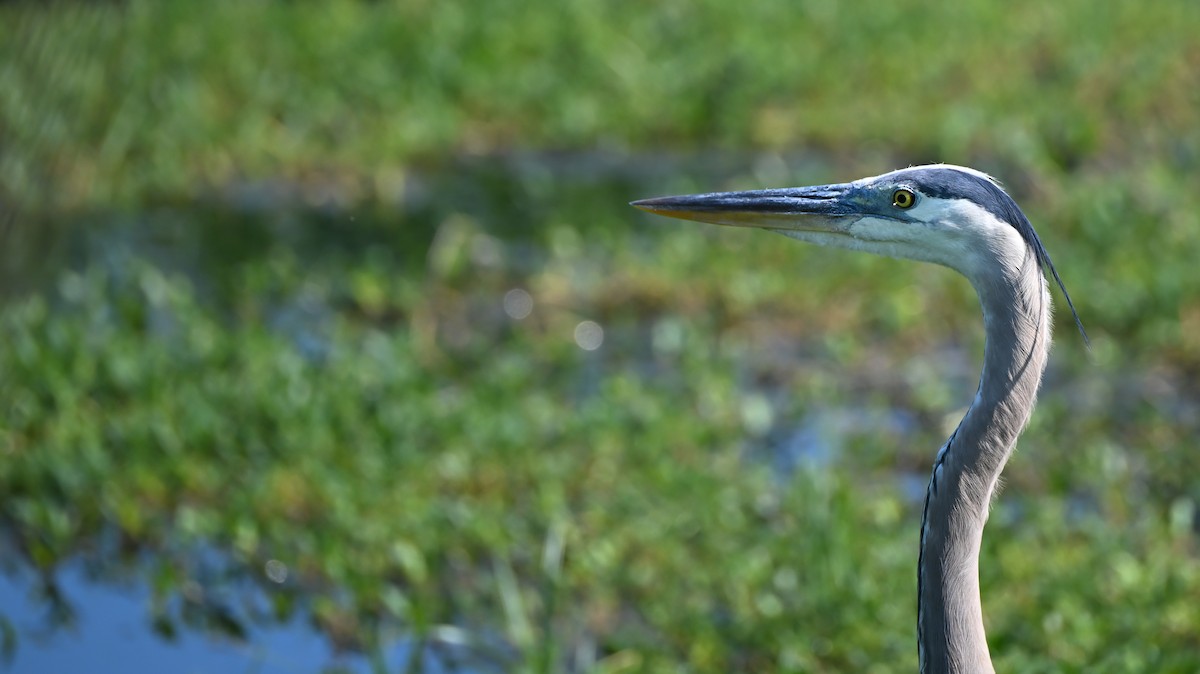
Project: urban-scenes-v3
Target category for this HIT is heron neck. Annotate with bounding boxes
[917,252,1052,674]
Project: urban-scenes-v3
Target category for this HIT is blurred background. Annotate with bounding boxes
[2,1,1199,672]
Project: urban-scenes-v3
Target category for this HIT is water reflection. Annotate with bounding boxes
[0,561,433,674]
[501,289,533,320]
[572,321,604,351]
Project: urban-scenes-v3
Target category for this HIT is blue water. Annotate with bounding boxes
[0,562,423,674]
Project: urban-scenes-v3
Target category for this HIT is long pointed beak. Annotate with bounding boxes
[631,183,858,232]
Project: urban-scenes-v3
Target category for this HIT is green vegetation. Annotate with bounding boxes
[2,0,1200,672]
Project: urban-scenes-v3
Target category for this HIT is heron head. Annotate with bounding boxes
[633,164,1087,340]
[634,165,1020,272]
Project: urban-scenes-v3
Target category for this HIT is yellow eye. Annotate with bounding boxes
[892,189,916,209]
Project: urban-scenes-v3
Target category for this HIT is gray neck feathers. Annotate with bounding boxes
[917,245,1053,674]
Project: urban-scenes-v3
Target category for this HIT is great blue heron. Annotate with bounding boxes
[632,164,1085,674]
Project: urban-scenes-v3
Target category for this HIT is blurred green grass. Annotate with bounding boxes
[4,0,1199,206]
[2,0,1200,672]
